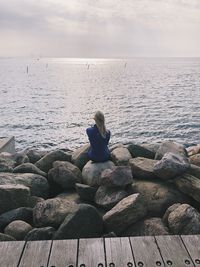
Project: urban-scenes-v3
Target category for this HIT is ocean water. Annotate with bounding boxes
[0,57,199,151]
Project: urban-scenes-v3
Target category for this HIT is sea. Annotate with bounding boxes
[0,57,199,151]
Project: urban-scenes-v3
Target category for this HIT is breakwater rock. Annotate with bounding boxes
[0,140,200,241]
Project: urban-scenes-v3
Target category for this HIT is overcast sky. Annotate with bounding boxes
[0,0,200,57]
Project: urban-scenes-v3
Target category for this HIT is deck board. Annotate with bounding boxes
[130,236,164,267]
[18,240,52,267]
[181,235,200,267]
[0,241,25,267]
[156,235,195,267]
[48,239,78,267]
[105,237,135,267]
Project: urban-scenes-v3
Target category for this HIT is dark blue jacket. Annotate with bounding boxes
[86,124,111,162]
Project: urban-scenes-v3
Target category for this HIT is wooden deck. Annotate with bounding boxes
[0,235,199,267]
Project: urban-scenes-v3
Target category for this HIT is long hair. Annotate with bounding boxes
[94,111,107,138]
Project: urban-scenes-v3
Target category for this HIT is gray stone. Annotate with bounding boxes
[56,192,81,204]
[154,153,190,180]
[100,166,133,187]
[0,184,30,214]
[14,151,29,166]
[0,152,16,172]
[129,157,158,179]
[132,180,190,216]
[0,207,33,232]
[0,233,16,241]
[26,149,47,164]
[54,204,103,239]
[187,164,200,179]
[103,194,147,234]
[35,150,71,173]
[189,153,200,167]
[28,196,44,208]
[155,141,187,160]
[53,161,82,180]
[162,203,181,225]
[24,227,55,241]
[127,143,155,159]
[0,172,49,198]
[71,144,90,170]
[82,160,115,187]
[111,147,132,166]
[175,174,200,203]
[4,220,32,240]
[95,186,128,210]
[13,163,47,177]
[75,183,97,201]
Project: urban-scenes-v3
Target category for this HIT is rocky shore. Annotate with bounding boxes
[0,141,200,241]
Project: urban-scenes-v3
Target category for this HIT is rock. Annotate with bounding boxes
[75,183,97,202]
[0,233,16,241]
[155,141,187,160]
[103,194,147,234]
[122,217,169,236]
[141,142,162,157]
[154,153,190,180]
[24,227,55,241]
[14,151,29,166]
[82,160,115,187]
[4,220,32,240]
[165,204,200,234]
[0,185,30,214]
[100,166,133,187]
[53,161,82,181]
[162,203,182,225]
[35,150,71,173]
[26,149,47,164]
[127,143,155,159]
[28,196,44,208]
[109,143,124,152]
[48,164,81,189]
[111,147,132,166]
[54,204,103,239]
[129,157,158,179]
[0,172,49,198]
[13,163,47,177]
[132,180,190,216]
[0,152,16,172]
[189,153,200,167]
[175,174,200,203]
[71,144,90,170]
[95,186,128,210]
[56,192,81,204]
[33,197,77,228]
[0,207,33,232]
[187,164,200,179]
[187,144,200,156]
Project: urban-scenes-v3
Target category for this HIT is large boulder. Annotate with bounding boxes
[111,147,132,166]
[24,227,55,241]
[0,152,16,172]
[155,141,187,160]
[0,185,30,214]
[129,157,158,179]
[94,186,128,210]
[187,164,200,179]
[0,233,16,241]
[175,174,200,203]
[154,153,190,180]
[127,143,155,159]
[82,160,115,187]
[4,220,32,240]
[189,153,200,167]
[132,180,190,216]
[48,163,81,190]
[0,207,33,232]
[122,217,169,236]
[100,166,133,187]
[35,150,71,173]
[56,192,81,204]
[0,172,49,198]
[13,163,47,177]
[26,149,47,164]
[71,144,90,170]
[54,204,103,239]
[164,204,200,234]
[14,151,29,166]
[53,161,82,180]
[103,194,147,234]
[75,183,97,202]
[162,203,181,225]
[33,198,77,228]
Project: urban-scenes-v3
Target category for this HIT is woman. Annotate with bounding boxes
[86,111,111,162]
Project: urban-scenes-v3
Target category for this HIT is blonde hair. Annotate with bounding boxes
[94,111,107,138]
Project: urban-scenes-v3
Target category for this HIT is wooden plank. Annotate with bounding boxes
[181,235,200,266]
[78,238,106,267]
[0,241,25,267]
[105,237,135,267]
[19,240,52,267]
[48,239,78,267]
[130,236,164,267]
[156,235,194,267]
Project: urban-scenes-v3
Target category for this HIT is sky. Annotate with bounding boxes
[0,0,200,57]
